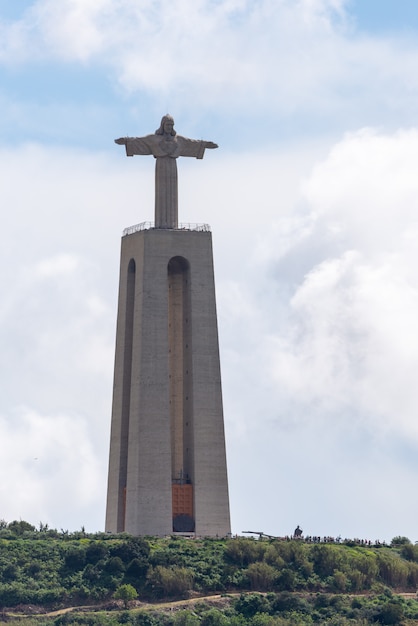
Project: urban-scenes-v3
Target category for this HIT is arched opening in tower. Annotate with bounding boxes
[118,257,136,532]
[168,256,194,532]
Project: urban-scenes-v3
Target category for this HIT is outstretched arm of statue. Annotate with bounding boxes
[195,140,218,159]
[177,137,219,159]
[114,136,153,157]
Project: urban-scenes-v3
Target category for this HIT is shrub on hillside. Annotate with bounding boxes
[126,557,148,579]
[85,541,109,564]
[400,542,418,562]
[275,568,297,591]
[146,565,194,597]
[199,607,229,626]
[234,592,271,618]
[110,537,150,564]
[7,520,36,536]
[375,598,405,624]
[377,553,410,588]
[390,536,411,547]
[270,591,311,615]
[173,610,200,625]
[224,538,265,567]
[64,547,86,571]
[106,556,125,574]
[246,562,277,591]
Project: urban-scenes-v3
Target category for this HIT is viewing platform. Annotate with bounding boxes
[123,222,211,237]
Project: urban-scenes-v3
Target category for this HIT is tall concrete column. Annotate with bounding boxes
[105,226,231,537]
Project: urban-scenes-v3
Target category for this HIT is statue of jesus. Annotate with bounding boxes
[115,115,218,229]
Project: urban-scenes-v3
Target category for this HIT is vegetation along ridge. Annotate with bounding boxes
[1,520,418,624]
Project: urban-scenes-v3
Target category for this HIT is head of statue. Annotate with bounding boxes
[156,114,176,136]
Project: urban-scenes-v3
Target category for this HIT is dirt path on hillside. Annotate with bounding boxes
[5,593,240,619]
[6,591,418,619]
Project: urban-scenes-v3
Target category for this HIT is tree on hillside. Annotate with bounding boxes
[8,520,36,535]
[390,536,411,547]
[114,583,138,608]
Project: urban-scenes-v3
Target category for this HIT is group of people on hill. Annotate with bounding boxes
[288,527,386,546]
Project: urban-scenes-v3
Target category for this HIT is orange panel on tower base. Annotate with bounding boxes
[172,483,193,518]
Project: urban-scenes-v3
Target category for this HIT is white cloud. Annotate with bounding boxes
[34,254,80,277]
[0,408,104,531]
[2,0,418,125]
[258,129,418,444]
[304,128,418,249]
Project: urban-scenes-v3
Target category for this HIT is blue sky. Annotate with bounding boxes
[2,0,418,150]
[2,0,418,542]
[349,0,418,33]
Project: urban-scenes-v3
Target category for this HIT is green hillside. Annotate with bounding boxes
[1,521,418,624]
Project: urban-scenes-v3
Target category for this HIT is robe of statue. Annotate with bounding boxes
[124,134,210,229]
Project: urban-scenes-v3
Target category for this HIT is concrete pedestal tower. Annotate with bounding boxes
[105,115,231,537]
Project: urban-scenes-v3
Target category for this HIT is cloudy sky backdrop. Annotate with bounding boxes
[1,0,418,541]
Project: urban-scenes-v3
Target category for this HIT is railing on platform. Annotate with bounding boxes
[122,222,211,237]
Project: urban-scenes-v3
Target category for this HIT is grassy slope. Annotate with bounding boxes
[0,529,418,623]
